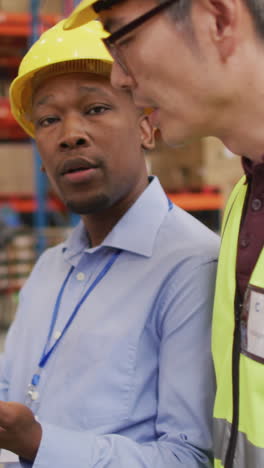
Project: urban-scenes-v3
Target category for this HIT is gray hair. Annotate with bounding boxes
[158,0,264,39]
[244,0,264,38]
[157,0,192,22]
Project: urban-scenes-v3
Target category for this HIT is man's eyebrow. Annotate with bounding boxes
[79,86,111,98]
[33,94,54,108]
[103,17,125,33]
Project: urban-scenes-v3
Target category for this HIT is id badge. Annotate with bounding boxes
[241,285,264,363]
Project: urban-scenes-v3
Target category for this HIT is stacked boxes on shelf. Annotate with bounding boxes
[147,135,244,202]
[0,227,70,327]
[0,227,70,292]
[0,0,63,14]
[5,231,35,291]
[0,143,34,194]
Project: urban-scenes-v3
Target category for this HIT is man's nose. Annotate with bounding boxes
[58,115,91,150]
[110,61,136,90]
[59,136,89,150]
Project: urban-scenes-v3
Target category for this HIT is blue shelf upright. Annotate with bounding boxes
[30,0,48,255]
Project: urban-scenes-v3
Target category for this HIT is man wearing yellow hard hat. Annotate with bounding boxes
[0,17,219,467]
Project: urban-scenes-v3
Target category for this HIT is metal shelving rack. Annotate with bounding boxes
[0,1,82,255]
[0,0,223,244]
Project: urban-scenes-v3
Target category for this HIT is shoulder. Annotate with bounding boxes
[157,204,220,263]
[20,242,66,294]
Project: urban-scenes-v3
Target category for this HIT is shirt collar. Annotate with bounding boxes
[242,155,264,180]
[62,176,170,262]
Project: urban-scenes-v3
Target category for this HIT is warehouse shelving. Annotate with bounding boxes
[0,11,60,36]
[0,1,223,234]
[0,194,65,213]
[0,2,83,255]
[168,189,223,211]
[0,10,61,140]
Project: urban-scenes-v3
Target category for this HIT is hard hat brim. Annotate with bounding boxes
[64,0,97,29]
[10,19,113,138]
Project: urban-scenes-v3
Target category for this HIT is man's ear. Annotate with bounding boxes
[139,114,156,151]
[195,0,239,61]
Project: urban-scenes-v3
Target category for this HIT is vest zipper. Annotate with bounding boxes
[224,291,242,468]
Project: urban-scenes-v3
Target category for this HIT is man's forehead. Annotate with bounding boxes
[102,15,127,33]
[64,0,153,31]
[93,0,126,13]
[32,73,111,101]
[100,0,155,32]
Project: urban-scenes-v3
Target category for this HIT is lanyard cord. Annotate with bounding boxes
[29,197,173,390]
[30,249,122,388]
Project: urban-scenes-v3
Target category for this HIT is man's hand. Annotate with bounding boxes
[0,401,42,462]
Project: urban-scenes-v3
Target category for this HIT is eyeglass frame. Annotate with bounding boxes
[102,0,178,74]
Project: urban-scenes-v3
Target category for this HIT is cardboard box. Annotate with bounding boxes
[0,143,34,194]
[0,0,63,14]
[0,0,28,12]
[147,137,204,191]
[147,136,243,193]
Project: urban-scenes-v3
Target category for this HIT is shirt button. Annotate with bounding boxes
[76,272,85,281]
[251,198,262,211]
[240,238,249,248]
[54,330,61,340]
[31,391,39,401]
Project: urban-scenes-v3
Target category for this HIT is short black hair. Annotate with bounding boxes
[243,0,264,39]
[158,0,264,40]
[158,0,192,22]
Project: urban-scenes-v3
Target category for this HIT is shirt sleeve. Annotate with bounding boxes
[0,250,51,403]
[0,308,23,402]
[33,258,217,468]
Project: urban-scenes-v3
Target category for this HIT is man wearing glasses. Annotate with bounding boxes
[65,2,264,468]
[0,15,220,468]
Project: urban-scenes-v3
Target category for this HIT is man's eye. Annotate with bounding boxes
[86,105,110,116]
[116,35,133,49]
[37,116,59,128]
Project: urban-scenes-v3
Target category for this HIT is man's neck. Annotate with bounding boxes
[214,47,264,162]
[81,177,149,247]
[82,209,126,247]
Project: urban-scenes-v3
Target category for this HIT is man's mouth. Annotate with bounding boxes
[60,158,100,183]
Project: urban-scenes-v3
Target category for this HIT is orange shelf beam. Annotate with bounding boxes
[0,192,224,213]
[0,196,65,213]
[167,191,224,211]
[0,11,61,37]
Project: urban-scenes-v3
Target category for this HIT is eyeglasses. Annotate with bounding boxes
[102,0,178,75]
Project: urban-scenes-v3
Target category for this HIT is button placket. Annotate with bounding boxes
[240,238,249,248]
[251,198,262,211]
[76,272,85,281]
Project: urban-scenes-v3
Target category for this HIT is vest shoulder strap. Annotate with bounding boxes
[221,176,247,236]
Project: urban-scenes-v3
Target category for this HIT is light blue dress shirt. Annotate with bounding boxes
[0,177,219,467]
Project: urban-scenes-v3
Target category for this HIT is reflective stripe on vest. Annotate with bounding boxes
[214,418,264,468]
[212,175,264,467]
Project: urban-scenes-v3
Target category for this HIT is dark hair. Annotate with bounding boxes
[159,0,264,39]
[158,0,192,22]
[243,0,264,38]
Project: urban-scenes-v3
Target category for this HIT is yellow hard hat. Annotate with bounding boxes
[64,0,98,29]
[64,0,122,30]
[10,18,112,138]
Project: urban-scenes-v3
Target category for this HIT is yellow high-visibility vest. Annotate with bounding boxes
[213,176,264,467]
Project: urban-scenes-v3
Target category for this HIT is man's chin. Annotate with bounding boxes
[65,195,110,215]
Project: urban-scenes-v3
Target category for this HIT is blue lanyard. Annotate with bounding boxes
[167,197,173,211]
[29,249,122,390]
[28,197,173,395]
